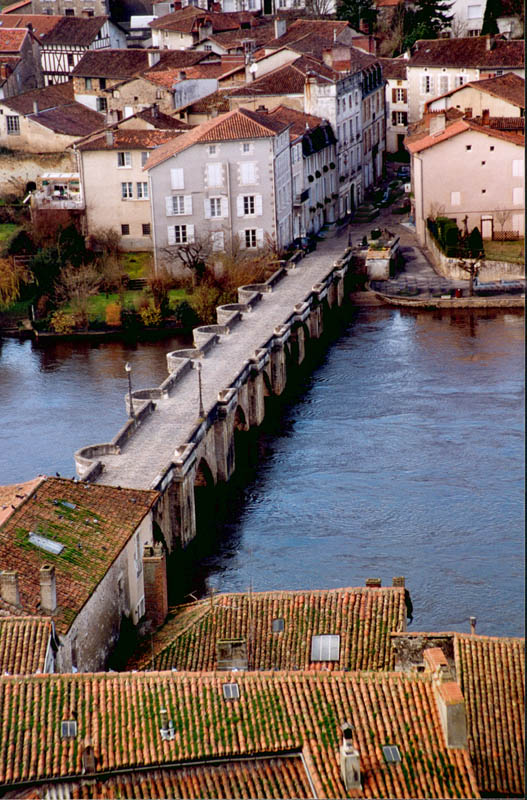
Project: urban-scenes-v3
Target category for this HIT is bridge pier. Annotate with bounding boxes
[270,329,289,396]
[308,304,323,339]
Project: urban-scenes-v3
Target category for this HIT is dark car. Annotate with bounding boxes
[396,166,410,179]
[293,235,317,254]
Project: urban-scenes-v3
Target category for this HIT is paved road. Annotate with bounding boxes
[92,236,348,489]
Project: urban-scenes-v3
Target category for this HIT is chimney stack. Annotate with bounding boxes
[105,130,114,146]
[429,112,446,135]
[160,708,175,740]
[179,70,187,81]
[33,100,38,115]
[469,616,476,635]
[392,576,405,587]
[366,577,382,587]
[40,564,57,614]
[0,571,21,607]
[482,109,490,126]
[142,542,168,628]
[152,102,159,119]
[340,722,361,791]
[147,50,160,68]
[274,18,287,40]
[424,648,468,748]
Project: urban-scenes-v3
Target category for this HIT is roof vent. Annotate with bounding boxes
[340,721,361,790]
[160,708,175,740]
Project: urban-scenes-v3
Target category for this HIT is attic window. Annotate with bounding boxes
[310,634,340,661]
[29,532,64,555]
[222,682,239,701]
[272,618,284,633]
[61,720,77,739]
[383,745,401,763]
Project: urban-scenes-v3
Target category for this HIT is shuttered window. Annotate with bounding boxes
[240,161,257,185]
[206,162,223,187]
[167,224,195,245]
[170,168,184,190]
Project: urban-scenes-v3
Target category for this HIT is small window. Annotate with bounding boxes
[121,224,130,235]
[85,78,92,90]
[244,228,257,248]
[243,195,255,215]
[272,618,284,633]
[99,78,106,90]
[6,116,20,135]
[136,181,149,199]
[481,161,485,165]
[141,151,149,167]
[222,683,239,700]
[117,151,131,168]
[209,197,221,217]
[171,195,185,215]
[383,745,401,763]
[490,146,494,151]
[96,97,107,112]
[142,223,151,236]
[67,54,74,67]
[242,142,251,153]
[481,189,486,194]
[311,634,340,661]
[61,720,77,739]
[465,145,472,151]
[208,145,217,155]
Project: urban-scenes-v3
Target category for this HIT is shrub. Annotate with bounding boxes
[50,310,75,334]
[190,284,224,325]
[173,299,199,330]
[105,302,122,327]
[139,305,162,327]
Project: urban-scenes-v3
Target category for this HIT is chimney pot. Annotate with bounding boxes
[340,723,361,790]
[469,616,476,634]
[40,564,57,614]
[392,576,405,587]
[365,578,381,587]
[0,571,21,607]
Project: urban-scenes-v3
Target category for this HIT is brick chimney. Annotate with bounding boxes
[340,722,361,791]
[392,576,405,587]
[482,108,490,126]
[142,543,168,628]
[429,113,446,135]
[40,564,57,614]
[366,577,381,587]
[424,647,467,748]
[322,46,351,71]
[0,571,20,607]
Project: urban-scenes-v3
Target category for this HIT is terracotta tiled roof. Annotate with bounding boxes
[40,15,107,47]
[454,633,524,797]
[149,9,257,34]
[0,14,62,39]
[405,115,524,153]
[0,617,52,674]
[72,49,155,79]
[132,106,192,130]
[18,758,313,799]
[146,49,208,70]
[145,107,288,170]
[0,477,158,634]
[266,18,350,50]
[0,81,73,114]
[229,61,306,97]
[463,72,525,108]
[77,128,181,151]
[26,103,106,137]
[175,87,230,114]
[266,104,326,140]
[0,478,43,527]
[201,22,276,51]
[408,36,524,69]
[0,670,479,798]
[128,586,406,672]
[378,56,407,81]
[0,27,27,53]
[0,0,32,12]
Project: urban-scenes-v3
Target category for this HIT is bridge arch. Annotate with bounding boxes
[234,404,249,432]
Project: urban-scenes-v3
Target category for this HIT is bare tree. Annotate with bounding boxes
[448,17,468,37]
[161,233,213,286]
[305,0,335,14]
[456,257,482,296]
[494,207,512,234]
[54,263,102,328]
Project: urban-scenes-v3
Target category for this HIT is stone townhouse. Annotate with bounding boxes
[0,26,42,98]
[39,15,126,86]
[405,112,524,245]
[30,0,110,16]
[380,56,409,155]
[149,7,261,50]
[146,106,293,266]
[406,35,525,123]
[0,477,163,672]
[75,126,183,250]
[266,105,338,238]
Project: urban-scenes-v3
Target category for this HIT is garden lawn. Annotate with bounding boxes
[74,288,192,323]
[120,252,152,278]
[484,239,524,264]
[0,223,20,246]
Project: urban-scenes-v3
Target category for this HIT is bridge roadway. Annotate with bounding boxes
[83,236,348,491]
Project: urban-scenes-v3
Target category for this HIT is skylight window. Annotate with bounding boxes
[222,682,239,700]
[61,720,77,739]
[28,532,64,555]
[272,618,284,633]
[383,745,401,763]
[311,634,340,661]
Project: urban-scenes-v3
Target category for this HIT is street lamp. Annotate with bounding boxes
[195,360,204,419]
[125,361,135,420]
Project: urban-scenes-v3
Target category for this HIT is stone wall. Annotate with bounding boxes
[0,151,75,197]
[425,229,525,282]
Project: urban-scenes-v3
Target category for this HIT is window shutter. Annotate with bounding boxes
[167,226,175,245]
[170,168,184,189]
[392,88,396,103]
[403,88,407,103]
[239,231,245,247]
[165,196,174,216]
[512,187,523,205]
[204,198,211,219]
[429,76,434,94]
[402,112,408,126]
[256,229,264,247]
[184,195,192,215]
[237,195,244,216]
[392,112,396,126]
[512,159,524,177]
[220,196,229,218]
[255,195,263,216]
[420,76,427,94]
[186,224,195,242]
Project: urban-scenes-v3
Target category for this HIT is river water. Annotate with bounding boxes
[0,308,524,637]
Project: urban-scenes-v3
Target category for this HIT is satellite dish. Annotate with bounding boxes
[249,62,257,73]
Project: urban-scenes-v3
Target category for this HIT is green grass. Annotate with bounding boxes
[0,223,19,244]
[484,239,524,264]
[168,288,189,307]
[67,288,192,323]
[120,252,152,278]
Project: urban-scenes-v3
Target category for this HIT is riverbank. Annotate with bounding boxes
[370,289,525,309]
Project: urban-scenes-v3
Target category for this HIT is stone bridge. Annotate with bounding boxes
[75,239,354,551]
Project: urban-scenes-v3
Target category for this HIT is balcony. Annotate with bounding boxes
[32,192,85,211]
[293,188,310,206]
[31,173,85,211]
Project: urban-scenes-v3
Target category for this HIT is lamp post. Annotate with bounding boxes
[125,361,135,420]
[195,360,204,419]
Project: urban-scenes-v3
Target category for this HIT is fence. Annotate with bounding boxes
[493,230,521,242]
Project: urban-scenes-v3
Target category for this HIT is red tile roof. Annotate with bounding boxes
[0,617,52,675]
[150,9,259,34]
[175,87,230,114]
[0,478,43,527]
[228,54,336,98]
[77,128,181,151]
[0,670,479,798]
[0,477,158,633]
[0,81,73,114]
[408,36,524,69]
[128,586,407,672]
[378,56,407,81]
[131,106,192,130]
[405,115,524,153]
[462,72,525,108]
[0,27,28,53]
[201,22,276,52]
[0,0,32,12]
[266,18,350,50]
[145,107,288,170]
[0,14,62,39]
[454,633,524,797]
[40,15,108,47]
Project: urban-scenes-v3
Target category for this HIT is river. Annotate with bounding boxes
[0,307,524,637]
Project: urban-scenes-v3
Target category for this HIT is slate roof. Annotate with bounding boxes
[0,14,62,39]
[454,633,524,797]
[0,670,479,798]
[0,477,158,634]
[408,36,524,69]
[128,586,406,672]
[0,617,52,675]
[145,107,288,170]
[40,15,108,47]
[77,128,181,151]
[0,81,73,114]
[0,27,27,52]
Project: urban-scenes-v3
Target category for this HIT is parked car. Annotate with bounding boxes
[379,189,394,208]
[396,166,410,179]
[292,235,317,254]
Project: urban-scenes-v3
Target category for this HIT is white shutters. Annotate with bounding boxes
[220,196,229,218]
[206,162,223,187]
[204,198,211,219]
[205,196,228,218]
[439,75,449,94]
[170,168,184,190]
[166,196,174,216]
[237,194,262,216]
[450,191,461,206]
[186,223,195,242]
[256,229,264,247]
[237,195,244,217]
[512,187,523,205]
[254,194,263,216]
[167,225,176,245]
[167,224,195,245]
[212,231,224,252]
[184,195,193,215]
[166,196,191,216]
[420,75,434,94]
[240,161,257,185]
[512,159,524,177]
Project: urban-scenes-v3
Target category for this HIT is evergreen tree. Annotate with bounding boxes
[338,0,378,34]
[403,0,453,49]
[481,0,501,35]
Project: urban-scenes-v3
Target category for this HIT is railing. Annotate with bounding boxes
[32,193,84,211]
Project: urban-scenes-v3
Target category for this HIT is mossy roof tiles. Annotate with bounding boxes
[128,586,407,672]
[454,633,524,797]
[0,670,479,798]
[0,617,52,675]
[0,477,158,634]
